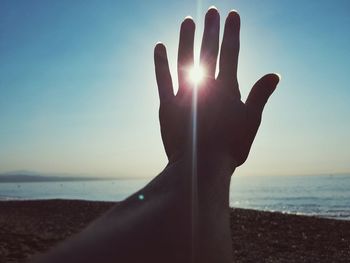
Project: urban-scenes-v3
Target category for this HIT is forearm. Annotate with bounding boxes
[33,155,235,263]
[195,153,235,262]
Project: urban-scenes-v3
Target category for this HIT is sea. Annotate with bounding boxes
[0,174,349,220]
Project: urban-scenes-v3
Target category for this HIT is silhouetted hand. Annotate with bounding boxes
[33,8,280,263]
[154,8,279,167]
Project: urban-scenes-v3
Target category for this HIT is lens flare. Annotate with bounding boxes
[188,65,205,86]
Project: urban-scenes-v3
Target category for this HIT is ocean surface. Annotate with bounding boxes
[1,175,349,220]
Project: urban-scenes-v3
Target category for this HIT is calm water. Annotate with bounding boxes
[1,175,349,220]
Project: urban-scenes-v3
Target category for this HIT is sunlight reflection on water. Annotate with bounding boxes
[1,175,350,220]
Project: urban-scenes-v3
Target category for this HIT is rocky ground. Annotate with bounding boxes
[0,200,349,263]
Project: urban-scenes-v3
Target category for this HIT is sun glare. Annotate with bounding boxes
[188,65,205,86]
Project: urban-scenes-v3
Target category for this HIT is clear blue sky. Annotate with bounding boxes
[0,0,349,177]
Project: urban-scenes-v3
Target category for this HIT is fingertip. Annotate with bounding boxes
[266,73,281,87]
[228,9,239,16]
[155,41,164,49]
[155,42,166,54]
[155,41,163,46]
[227,9,240,25]
[206,6,220,20]
[181,17,195,34]
[208,5,219,12]
[154,43,168,65]
[182,16,194,26]
[274,73,282,82]
[254,74,279,99]
[206,5,219,16]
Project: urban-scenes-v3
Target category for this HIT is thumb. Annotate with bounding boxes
[245,73,280,114]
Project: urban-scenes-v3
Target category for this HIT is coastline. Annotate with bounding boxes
[0,200,349,262]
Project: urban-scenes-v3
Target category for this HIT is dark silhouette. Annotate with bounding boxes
[33,7,279,263]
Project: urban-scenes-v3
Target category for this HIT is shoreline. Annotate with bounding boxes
[0,200,349,262]
[1,197,348,221]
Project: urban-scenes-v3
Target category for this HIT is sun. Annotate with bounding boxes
[188,65,205,86]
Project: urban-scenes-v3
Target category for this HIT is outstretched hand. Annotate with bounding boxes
[32,8,280,263]
[154,8,279,168]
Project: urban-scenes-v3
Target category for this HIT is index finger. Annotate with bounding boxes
[154,43,174,103]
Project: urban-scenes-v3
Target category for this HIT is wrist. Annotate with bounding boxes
[169,151,236,176]
[165,152,235,210]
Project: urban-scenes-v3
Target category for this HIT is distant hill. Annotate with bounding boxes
[0,172,109,183]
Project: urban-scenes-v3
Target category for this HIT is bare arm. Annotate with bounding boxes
[34,156,233,262]
[33,7,279,263]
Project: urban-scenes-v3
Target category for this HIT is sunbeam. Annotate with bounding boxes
[188,64,205,86]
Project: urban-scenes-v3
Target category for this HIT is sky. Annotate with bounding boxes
[0,0,349,177]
